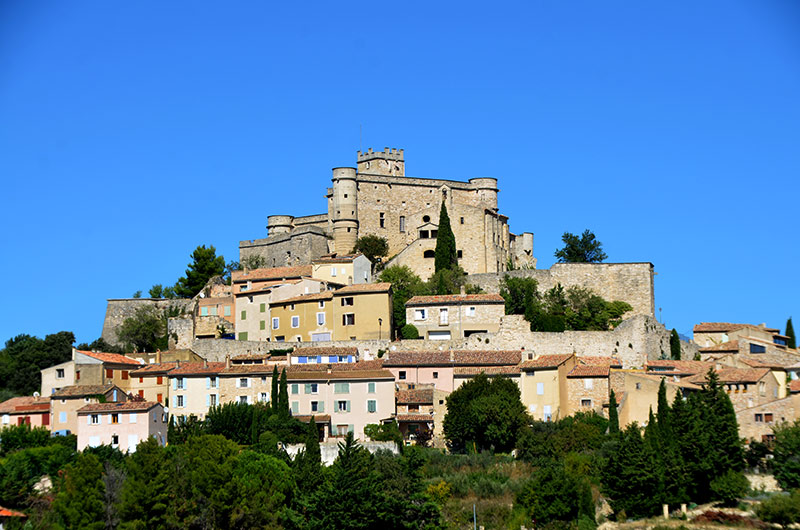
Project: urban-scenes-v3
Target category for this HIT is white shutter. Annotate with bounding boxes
[172,378,176,390]
[206,395,210,407]
[206,377,210,389]
[87,415,91,425]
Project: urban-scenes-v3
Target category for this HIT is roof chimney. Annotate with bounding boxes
[156,349,162,364]
[175,359,181,369]
[203,359,208,369]
[449,351,454,362]
[460,285,466,295]
[225,355,231,369]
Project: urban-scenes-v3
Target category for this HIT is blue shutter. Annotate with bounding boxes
[172,396,176,408]
[172,378,176,390]
[206,394,210,407]
[206,377,210,389]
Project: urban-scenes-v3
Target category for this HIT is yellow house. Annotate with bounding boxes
[270,292,334,343]
[518,354,577,421]
[311,254,372,285]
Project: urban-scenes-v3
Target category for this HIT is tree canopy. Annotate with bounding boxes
[554,229,607,263]
[352,235,389,267]
[0,331,75,396]
[174,245,226,298]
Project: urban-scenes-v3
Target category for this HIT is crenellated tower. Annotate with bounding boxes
[357,147,405,176]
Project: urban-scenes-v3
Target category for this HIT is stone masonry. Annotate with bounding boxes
[102,298,193,347]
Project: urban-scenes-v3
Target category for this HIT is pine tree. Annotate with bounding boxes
[434,201,457,273]
[786,317,796,349]
[271,366,279,412]
[608,389,620,435]
[670,328,681,360]
[174,245,226,298]
[279,368,290,418]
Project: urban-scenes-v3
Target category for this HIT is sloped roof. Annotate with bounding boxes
[51,384,119,398]
[130,362,178,375]
[405,293,504,306]
[286,369,395,381]
[646,360,713,375]
[396,388,434,404]
[231,265,313,282]
[77,401,160,414]
[694,322,780,334]
[738,357,788,370]
[0,396,50,414]
[699,340,741,353]
[579,356,623,368]
[454,366,521,376]
[685,367,770,385]
[293,346,358,357]
[231,353,271,361]
[313,253,364,264]
[169,362,226,376]
[286,360,384,373]
[77,350,141,366]
[272,291,333,305]
[222,364,281,375]
[519,354,574,370]
[789,379,800,393]
[396,414,434,422]
[334,282,392,295]
[384,350,520,367]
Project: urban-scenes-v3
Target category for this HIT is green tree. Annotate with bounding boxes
[52,453,106,530]
[608,389,619,435]
[554,229,607,263]
[602,423,661,518]
[116,306,166,353]
[443,373,528,453]
[0,331,75,396]
[278,368,289,418]
[118,437,171,529]
[670,328,681,360]
[378,265,425,335]
[756,490,800,529]
[434,201,457,273]
[352,235,389,267]
[364,420,403,448]
[786,317,796,349]
[174,245,226,298]
[516,463,593,526]
[427,265,472,296]
[132,290,142,298]
[230,450,296,528]
[773,419,800,490]
[271,365,279,412]
[400,324,419,339]
[294,417,323,493]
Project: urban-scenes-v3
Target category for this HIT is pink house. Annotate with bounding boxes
[76,401,167,452]
[382,350,521,392]
[0,396,51,429]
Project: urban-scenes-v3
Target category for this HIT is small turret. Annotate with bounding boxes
[357,147,405,176]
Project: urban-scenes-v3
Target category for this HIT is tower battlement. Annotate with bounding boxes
[357,147,404,162]
[357,147,405,176]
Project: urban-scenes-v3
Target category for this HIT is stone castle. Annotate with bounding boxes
[240,148,535,279]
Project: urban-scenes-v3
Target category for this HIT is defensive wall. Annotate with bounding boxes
[190,338,391,362]
[102,298,193,346]
[467,262,655,318]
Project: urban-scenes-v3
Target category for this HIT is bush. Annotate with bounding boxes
[756,491,800,528]
[710,469,749,506]
[401,324,420,339]
[0,424,52,456]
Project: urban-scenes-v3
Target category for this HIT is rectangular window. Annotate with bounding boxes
[460,217,464,224]
[210,394,218,407]
[467,306,476,317]
[156,376,163,385]
[241,310,247,320]
[331,266,337,277]
[59,412,67,423]
[305,383,319,394]
[239,378,249,388]
[259,392,267,402]
[106,369,113,378]
[275,336,285,342]
[317,312,325,326]
[272,317,280,330]
[291,316,300,328]
[537,382,544,395]
[337,400,350,412]
[111,413,119,424]
[157,393,163,403]
[399,371,406,380]
[291,384,299,395]
[176,377,185,390]
[765,413,774,422]
[750,343,766,354]
[56,368,65,379]
[238,332,248,341]
[201,306,209,316]
[122,371,129,380]
[311,400,320,412]
[581,399,592,408]
[379,212,385,228]
[414,309,427,321]
[399,216,405,232]
[775,337,788,346]
[291,401,299,414]
[439,308,448,325]
[260,303,266,313]
[334,382,350,394]
[368,382,376,393]
[755,413,763,422]
[367,400,377,413]
[543,405,552,422]
[177,395,185,407]
[433,372,438,379]
[343,314,355,326]
[239,396,248,404]
[341,297,354,306]
[224,305,231,316]
[337,424,349,436]
[209,307,218,316]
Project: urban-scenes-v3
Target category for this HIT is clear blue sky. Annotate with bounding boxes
[2,1,799,345]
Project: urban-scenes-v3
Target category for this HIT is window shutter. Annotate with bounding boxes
[172,378,176,390]
[235,378,240,388]
[346,400,351,412]
[172,396,176,408]
[348,424,354,434]
[206,377,210,389]
[87,415,91,425]
[319,400,324,413]
[304,383,312,394]
[206,395,210,407]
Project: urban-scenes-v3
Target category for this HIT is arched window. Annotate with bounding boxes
[423,250,435,258]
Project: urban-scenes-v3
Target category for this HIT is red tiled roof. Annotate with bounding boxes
[685,367,770,385]
[130,362,178,375]
[454,366,521,376]
[579,356,623,368]
[222,364,281,375]
[231,265,313,282]
[77,401,161,414]
[77,350,141,366]
[0,396,51,414]
[384,350,521,367]
[293,346,358,357]
[637,373,703,390]
[51,384,120,398]
[273,291,334,305]
[286,369,395,381]
[286,360,384,373]
[313,253,363,264]
[568,365,611,378]
[169,362,226,376]
[231,353,271,361]
[699,340,740,353]
[694,322,780,334]
[294,414,331,423]
[738,357,788,370]
[396,388,434,404]
[405,293,504,306]
[519,354,574,369]
[234,279,304,296]
[646,360,713,375]
[334,282,392,295]
[0,506,26,518]
[789,379,800,393]
[396,413,434,423]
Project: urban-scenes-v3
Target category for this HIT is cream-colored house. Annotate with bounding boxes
[128,363,176,407]
[270,292,334,343]
[311,254,372,285]
[286,362,395,440]
[564,358,622,417]
[235,278,327,341]
[219,362,277,405]
[41,349,142,396]
[76,401,167,452]
[168,362,226,420]
[231,265,313,295]
[518,354,577,422]
[50,384,127,436]
[609,371,692,428]
[405,293,505,340]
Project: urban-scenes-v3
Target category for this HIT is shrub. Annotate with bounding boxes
[756,491,800,529]
[401,324,420,339]
[710,470,749,506]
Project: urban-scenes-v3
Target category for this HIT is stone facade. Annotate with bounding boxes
[467,262,656,318]
[405,293,506,340]
[736,396,798,442]
[102,298,193,347]
[240,148,534,280]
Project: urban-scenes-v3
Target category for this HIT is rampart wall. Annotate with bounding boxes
[239,226,330,267]
[102,299,193,346]
[467,262,655,317]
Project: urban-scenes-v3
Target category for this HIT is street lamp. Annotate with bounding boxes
[378,318,383,340]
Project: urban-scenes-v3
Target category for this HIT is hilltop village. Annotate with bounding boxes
[2,148,799,526]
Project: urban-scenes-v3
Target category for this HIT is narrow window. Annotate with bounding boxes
[379,212,385,228]
[399,216,405,232]
[241,310,247,320]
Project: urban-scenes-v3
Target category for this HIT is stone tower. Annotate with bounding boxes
[357,147,405,176]
[331,167,358,254]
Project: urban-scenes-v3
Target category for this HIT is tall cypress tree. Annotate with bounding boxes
[271,366,279,412]
[608,389,620,435]
[434,201,457,273]
[670,329,681,360]
[786,317,796,349]
[655,379,686,504]
[279,368,290,418]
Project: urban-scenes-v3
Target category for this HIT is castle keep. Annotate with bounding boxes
[240,148,535,279]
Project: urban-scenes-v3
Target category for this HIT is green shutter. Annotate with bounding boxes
[304,383,312,394]
[319,400,324,413]
[260,320,265,330]
[346,400,351,412]
[348,424,354,434]
[291,384,299,395]
[238,332,248,341]
[241,310,246,320]
[368,382,375,394]
[368,400,376,413]
[260,303,266,312]
[291,401,299,414]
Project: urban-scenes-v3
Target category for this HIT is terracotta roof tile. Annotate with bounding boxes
[286,369,395,381]
[77,401,161,414]
[454,366,521,376]
[0,506,27,518]
[0,396,51,414]
[234,279,303,296]
[685,367,770,385]
[384,350,520,367]
[396,388,434,404]
[77,350,142,366]
[636,373,703,390]
[699,340,740,353]
[51,384,120,398]
[222,364,281,375]
[130,362,178,375]
[294,414,331,423]
[169,362,226,376]
[396,413,435,422]
[579,356,623,368]
[334,282,392,295]
[790,379,800,393]
[738,358,788,370]
[568,365,611,378]
[646,360,714,375]
[273,291,334,305]
[312,254,364,264]
[293,346,358,357]
[231,353,271,361]
[405,293,504,306]
[231,265,313,283]
[519,354,574,369]
[286,360,383,372]
[693,322,780,334]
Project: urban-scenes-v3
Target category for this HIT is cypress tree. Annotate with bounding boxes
[608,389,620,435]
[271,366,279,412]
[670,328,681,360]
[786,317,796,349]
[434,201,457,273]
[279,368,290,418]
[655,379,686,504]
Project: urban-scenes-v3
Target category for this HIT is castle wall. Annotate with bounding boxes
[467,262,656,318]
[239,226,330,268]
[102,299,193,347]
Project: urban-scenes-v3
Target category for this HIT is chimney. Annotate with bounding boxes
[156,349,162,364]
[460,285,466,295]
[203,359,208,369]
[449,351,454,362]
[175,359,181,369]
[225,355,231,369]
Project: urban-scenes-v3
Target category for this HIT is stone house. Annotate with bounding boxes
[76,401,167,452]
[168,361,226,420]
[736,396,797,443]
[685,367,779,411]
[393,385,449,447]
[311,254,372,285]
[285,362,395,440]
[0,396,52,429]
[219,362,277,405]
[693,322,792,349]
[41,349,142,396]
[405,293,505,340]
[231,265,313,295]
[453,365,521,389]
[518,354,578,422]
[50,384,127,436]
[609,371,694,428]
[564,357,622,417]
[128,362,176,408]
[234,278,327,342]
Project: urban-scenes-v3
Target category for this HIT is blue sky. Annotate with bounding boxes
[1,1,798,345]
